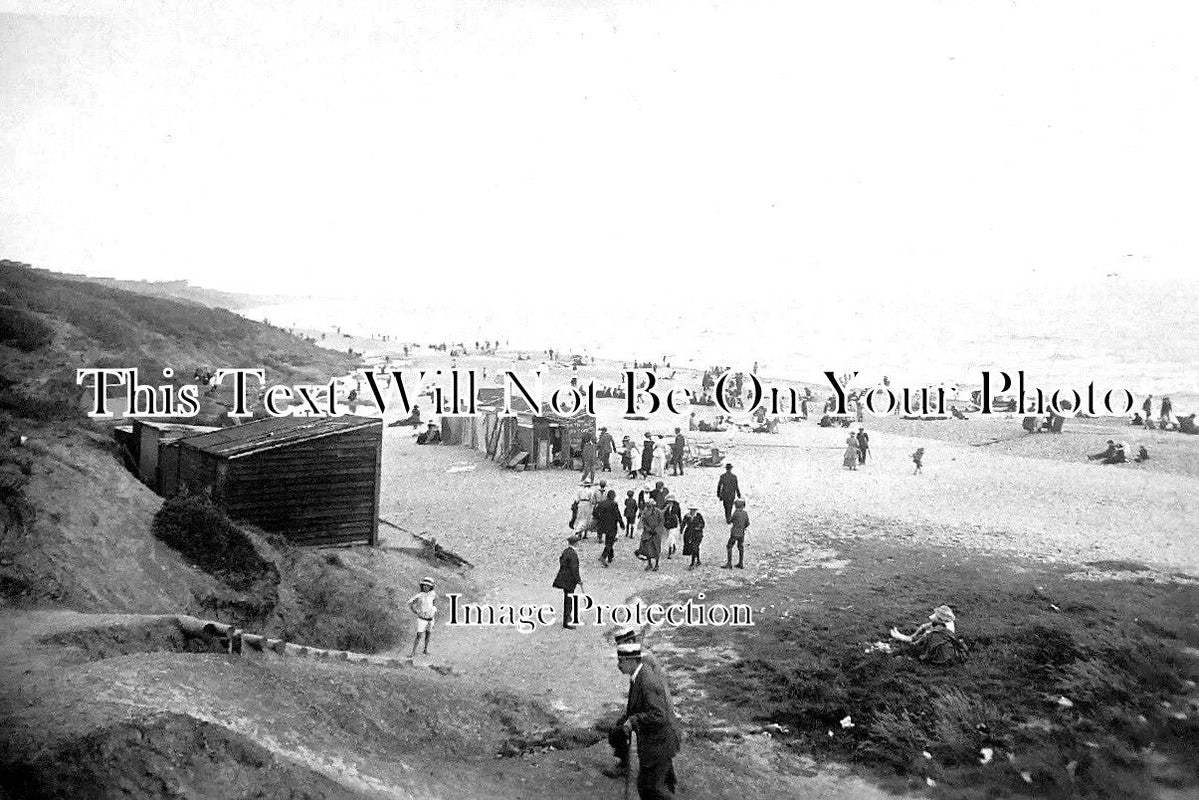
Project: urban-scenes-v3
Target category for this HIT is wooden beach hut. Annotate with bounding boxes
[174,415,383,547]
[130,420,220,492]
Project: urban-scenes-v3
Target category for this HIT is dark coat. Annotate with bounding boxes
[681,511,705,555]
[716,471,741,501]
[640,440,655,472]
[592,498,623,537]
[551,546,581,591]
[622,663,682,761]
[597,432,616,456]
[856,431,869,450]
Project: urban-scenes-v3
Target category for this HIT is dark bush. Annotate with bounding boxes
[0,306,54,351]
[151,495,276,592]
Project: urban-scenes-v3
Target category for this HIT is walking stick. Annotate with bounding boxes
[624,729,635,800]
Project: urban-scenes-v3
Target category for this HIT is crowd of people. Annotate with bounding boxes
[561,460,750,582]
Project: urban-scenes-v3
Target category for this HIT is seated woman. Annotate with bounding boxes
[1101,443,1128,464]
[1179,414,1198,435]
[890,605,967,665]
[416,423,442,445]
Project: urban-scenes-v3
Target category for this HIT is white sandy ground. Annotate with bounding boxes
[366,351,1196,792]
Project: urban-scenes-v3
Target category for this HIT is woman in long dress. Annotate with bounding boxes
[652,435,667,476]
[842,434,859,470]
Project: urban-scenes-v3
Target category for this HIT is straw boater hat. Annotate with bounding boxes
[929,605,956,624]
[666,494,676,501]
[613,625,638,644]
[734,498,746,507]
[617,642,643,659]
[419,577,434,589]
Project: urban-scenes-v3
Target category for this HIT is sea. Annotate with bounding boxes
[239,278,1199,411]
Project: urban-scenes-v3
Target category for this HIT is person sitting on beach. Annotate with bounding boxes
[889,605,967,665]
[1178,414,1198,435]
[389,404,422,428]
[1101,443,1128,464]
[416,422,441,445]
[697,447,724,468]
[1134,445,1150,463]
[1087,440,1117,461]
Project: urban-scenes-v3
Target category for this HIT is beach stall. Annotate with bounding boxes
[174,415,383,547]
[514,407,596,469]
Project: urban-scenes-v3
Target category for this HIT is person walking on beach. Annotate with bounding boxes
[856,427,870,465]
[606,629,679,792]
[1142,395,1153,428]
[581,434,597,483]
[653,435,667,476]
[1161,396,1173,426]
[598,427,616,472]
[671,428,686,476]
[551,535,584,629]
[621,436,636,477]
[595,490,625,567]
[640,433,655,478]
[912,447,924,474]
[407,577,438,659]
[571,485,596,539]
[722,498,749,569]
[614,642,682,799]
[842,434,859,470]
[662,494,682,559]
[639,502,664,571]
[681,506,705,569]
[716,464,741,523]
[624,490,639,538]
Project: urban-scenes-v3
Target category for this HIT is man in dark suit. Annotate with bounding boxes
[593,490,625,567]
[551,535,584,629]
[716,463,741,523]
[615,642,681,799]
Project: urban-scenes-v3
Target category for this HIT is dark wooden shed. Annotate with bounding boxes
[174,415,383,547]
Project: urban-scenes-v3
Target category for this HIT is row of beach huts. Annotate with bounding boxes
[114,389,596,548]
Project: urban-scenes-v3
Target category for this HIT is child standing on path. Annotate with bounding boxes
[912,448,924,474]
[408,577,437,659]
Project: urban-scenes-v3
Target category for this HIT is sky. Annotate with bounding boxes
[2,1,1198,304]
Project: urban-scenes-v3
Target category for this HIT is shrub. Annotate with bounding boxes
[151,495,276,592]
[0,307,54,351]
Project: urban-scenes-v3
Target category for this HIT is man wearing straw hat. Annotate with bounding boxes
[614,641,682,798]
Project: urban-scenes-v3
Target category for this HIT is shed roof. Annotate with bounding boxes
[178,415,381,459]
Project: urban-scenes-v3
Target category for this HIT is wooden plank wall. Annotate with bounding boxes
[220,425,382,547]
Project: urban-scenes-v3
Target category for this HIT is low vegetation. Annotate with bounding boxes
[0,259,358,426]
[151,495,404,653]
[658,538,1199,799]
